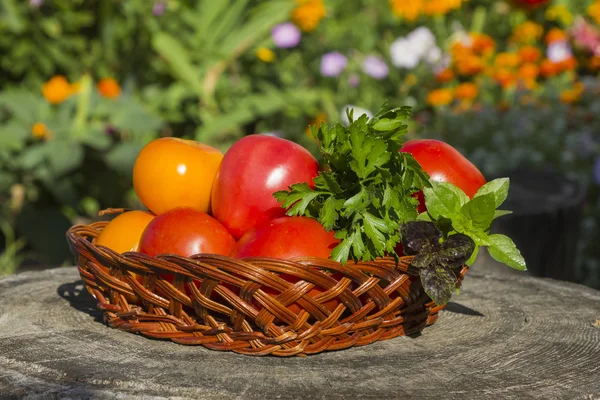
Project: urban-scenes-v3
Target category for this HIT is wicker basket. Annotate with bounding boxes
[66,221,467,357]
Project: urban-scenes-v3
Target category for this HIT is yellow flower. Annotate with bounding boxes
[512,21,543,44]
[560,82,584,104]
[427,88,454,107]
[495,52,520,69]
[405,74,418,86]
[588,1,600,25]
[454,82,478,101]
[292,0,326,32]
[256,47,275,63]
[42,75,76,105]
[32,122,50,140]
[390,0,422,21]
[97,78,121,99]
[546,5,573,26]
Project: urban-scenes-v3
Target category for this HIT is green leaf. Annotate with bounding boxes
[363,212,388,253]
[342,187,367,216]
[465,245,480,266]
[423,182,464,220]
[46,140,84,176]
[460,192,495,230]
[419,265,457,306]
[488,234,527,271]
[105,142,144,178]
[330,236,354,264]
[319,197,339,230]
[273,183,325,216]
[475,178,510,208]
[494,210,513,219]
[152,32,203,96]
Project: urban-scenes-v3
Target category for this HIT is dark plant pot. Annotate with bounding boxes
[489,168,586,282]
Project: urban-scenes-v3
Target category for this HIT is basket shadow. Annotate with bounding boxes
[443,301,484,317]
[57,280,104,324]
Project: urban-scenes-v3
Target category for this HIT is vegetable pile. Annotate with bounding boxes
[94,104,525,309]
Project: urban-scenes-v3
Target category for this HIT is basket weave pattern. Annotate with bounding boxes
[67,222,467,357]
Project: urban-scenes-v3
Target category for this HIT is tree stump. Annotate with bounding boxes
[0,267,599,399]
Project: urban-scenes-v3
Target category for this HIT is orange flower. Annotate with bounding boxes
[456,54,485,76]
[292,0,326,32]
[494,69,517,89]
[540,59,560,77]
[42,75,75,105]
[545,28,567,44]
[390,0,422,21]
[436,68,455,83]
[560,82,584,104]
[589,55,600,70]
[427,88,454,107]
[512,21,544,44]
[518,63,539,81]
[454,82,478,100]
[97,78,121,99]
[518,46,542,64]
[471,33,496,56]
[495,52,520,68]
[424,0,462,17]
[558,57,577,72]
[32,122,49,139]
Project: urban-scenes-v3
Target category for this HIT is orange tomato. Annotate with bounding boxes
[96,211,155,253]
[133,138,223,215]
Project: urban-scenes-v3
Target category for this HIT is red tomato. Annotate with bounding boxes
[139,207,235,258]
[211,134,319,239]
[232,216,340,316]
[232,216,339,259]
[401,139,486,199]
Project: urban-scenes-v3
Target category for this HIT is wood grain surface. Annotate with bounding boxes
[0,266,599,399]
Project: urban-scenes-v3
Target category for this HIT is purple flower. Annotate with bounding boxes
[153,1,166,16]
[29,0,43,7]
[594,156,600,185]
[348,74,360,87]
[320,52,348,77]
[272,23,301,48]
[362,55,389,80]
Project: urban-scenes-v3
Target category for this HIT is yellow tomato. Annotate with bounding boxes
[96,211,155,253]
[133,138,223,215]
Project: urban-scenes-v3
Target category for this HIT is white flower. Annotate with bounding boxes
[340,105,373,126]
[547,40,572,63]
[407,27,436,55]
[390,38,421,69]
[390,27,445,70]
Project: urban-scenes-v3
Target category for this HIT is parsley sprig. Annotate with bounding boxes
[275,105,430,263]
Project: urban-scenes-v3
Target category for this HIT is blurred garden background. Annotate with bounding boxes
[1,0,599,288]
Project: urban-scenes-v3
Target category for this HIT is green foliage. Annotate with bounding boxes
[275,105,429,264]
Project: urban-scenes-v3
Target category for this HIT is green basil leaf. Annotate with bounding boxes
[488,234,527,271]
[419,265,457,306]
[475,178,510,208]
[494,210,513,220]
[465,244,479,266]
[460,192,495,230]
[423,181,463,220]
